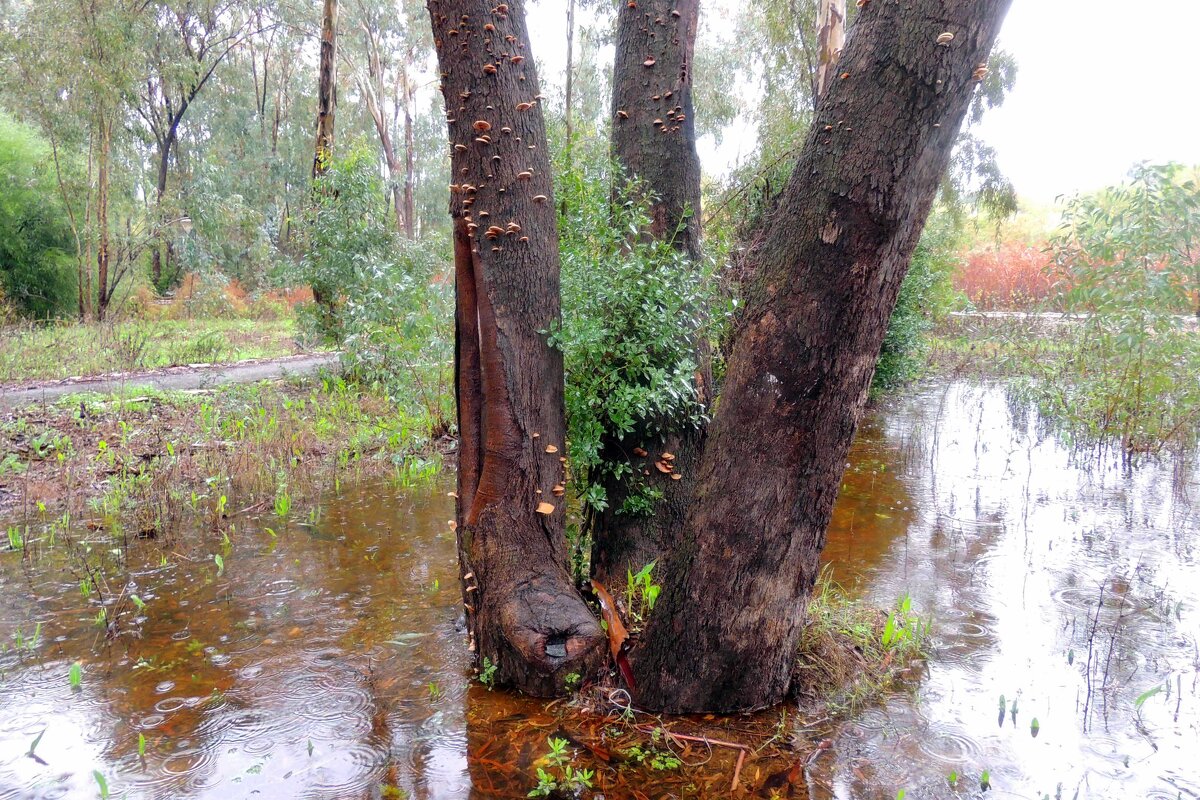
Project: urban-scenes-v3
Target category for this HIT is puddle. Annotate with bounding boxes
[0,379,1195,798]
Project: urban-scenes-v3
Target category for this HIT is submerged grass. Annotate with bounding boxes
[793,570,930,717]
[0,318,317,383]
[0,374,447,536]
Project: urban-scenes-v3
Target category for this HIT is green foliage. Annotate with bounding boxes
[624,561,661,625]
[1034,163,1200,453]
[552,162,716,515]
[298,142,453,425]
[0,113,76,318]
[478,656,498,689]
[528,737,594,798]
[873,212,963,392]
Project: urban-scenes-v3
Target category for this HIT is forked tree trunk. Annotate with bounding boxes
[630,0,1012,712]
[312,0,339,180]
[429,0,607,695]
[590,0,706,586]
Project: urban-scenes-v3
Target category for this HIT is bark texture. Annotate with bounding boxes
[312,0,339,179]
[631,0,1012,712]
[610,0,702,261]
[429,0,607,696]
[590,0,707,588]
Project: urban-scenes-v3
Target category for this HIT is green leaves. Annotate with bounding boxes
[555,164,717,516]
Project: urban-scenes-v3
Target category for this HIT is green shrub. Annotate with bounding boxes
[0,112,76,318]
[873,211,963,392]
[551,160,718,514]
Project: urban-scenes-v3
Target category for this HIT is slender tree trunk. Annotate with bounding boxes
[429,0,607,695]
[630,0,1012,713]
[150,125,178,291]
[402,72,416,239]
[312,0,339,180]
[590,0,705,587]
[563,0,576,165]
[96,114,112,322]
[815,0,847,97]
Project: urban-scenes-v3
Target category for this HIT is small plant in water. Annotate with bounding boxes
[624,561,661,625]
[528,737,594,798]
[427,681,441,701]
[881,593,928,653]
[563,671,581,691]
[478,656,498,689]
[69,661,83,690]
[93,770,109,799]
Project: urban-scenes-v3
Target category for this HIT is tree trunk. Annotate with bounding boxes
[590,0,705,587]
[815,0,847,97]
[630,0,1012,713]
[429,0,607,695]
[563,0,576,164]
[312,0,339,179]
[96,114,111,322]
[402,72,416,239]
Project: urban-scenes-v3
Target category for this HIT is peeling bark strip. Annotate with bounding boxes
[631,0,1012,713]
[815,0,847,97]
[429,0,606,696]
[591,0,707,588]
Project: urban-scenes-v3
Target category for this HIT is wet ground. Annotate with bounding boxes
[1,379,1196,799]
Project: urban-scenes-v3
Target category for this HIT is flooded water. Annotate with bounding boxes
[1,379,1196,799]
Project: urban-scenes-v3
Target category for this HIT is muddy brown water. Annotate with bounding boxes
[1,380,1196,799]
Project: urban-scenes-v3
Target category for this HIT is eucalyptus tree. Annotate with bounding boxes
[0,0,146,320]
[343,0,431,237]
[428,0,608,693]
[136,0,260,290]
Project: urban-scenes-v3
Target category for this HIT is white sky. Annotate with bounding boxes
[526,0,1200,204]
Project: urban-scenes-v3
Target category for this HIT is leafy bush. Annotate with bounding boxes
[551,161,717,514]
[0,113,76,318]
[294,141,454,425]
[1028,163,1200,453]
[873,212,963,391]
[955,239,1057,310]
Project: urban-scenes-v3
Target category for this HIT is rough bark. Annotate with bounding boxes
[631,0,1012,712]
[429,0,607,696]
[590,0,706,587]
[563,0,576,164]
[609,0,702,261]
[313,0,339,179]
[815,0,847,97]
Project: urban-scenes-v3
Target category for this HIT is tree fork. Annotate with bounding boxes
[430,0,606,695]
[631,0,1013,713]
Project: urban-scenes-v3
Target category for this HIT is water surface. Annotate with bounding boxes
[1,379,1195,798]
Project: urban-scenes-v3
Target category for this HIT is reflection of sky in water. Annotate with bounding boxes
[819,382,1199,800]
[1,379,1195,799]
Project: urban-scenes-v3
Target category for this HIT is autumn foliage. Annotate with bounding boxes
[954,240,1058,310]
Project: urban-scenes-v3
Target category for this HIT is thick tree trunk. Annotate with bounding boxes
[429,0,607,696]
[631,0,1012,712]
[590,0,705,587]
[815,0,847,97]
[312,0,338,179]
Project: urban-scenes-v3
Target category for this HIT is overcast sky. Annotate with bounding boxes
[526,0,1200,206]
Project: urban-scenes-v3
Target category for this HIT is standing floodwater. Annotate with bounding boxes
[1,380,1196,799]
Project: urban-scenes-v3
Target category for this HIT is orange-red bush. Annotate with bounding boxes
[954,241,1060,310]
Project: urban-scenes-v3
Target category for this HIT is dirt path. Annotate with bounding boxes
[0,352,340,409]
